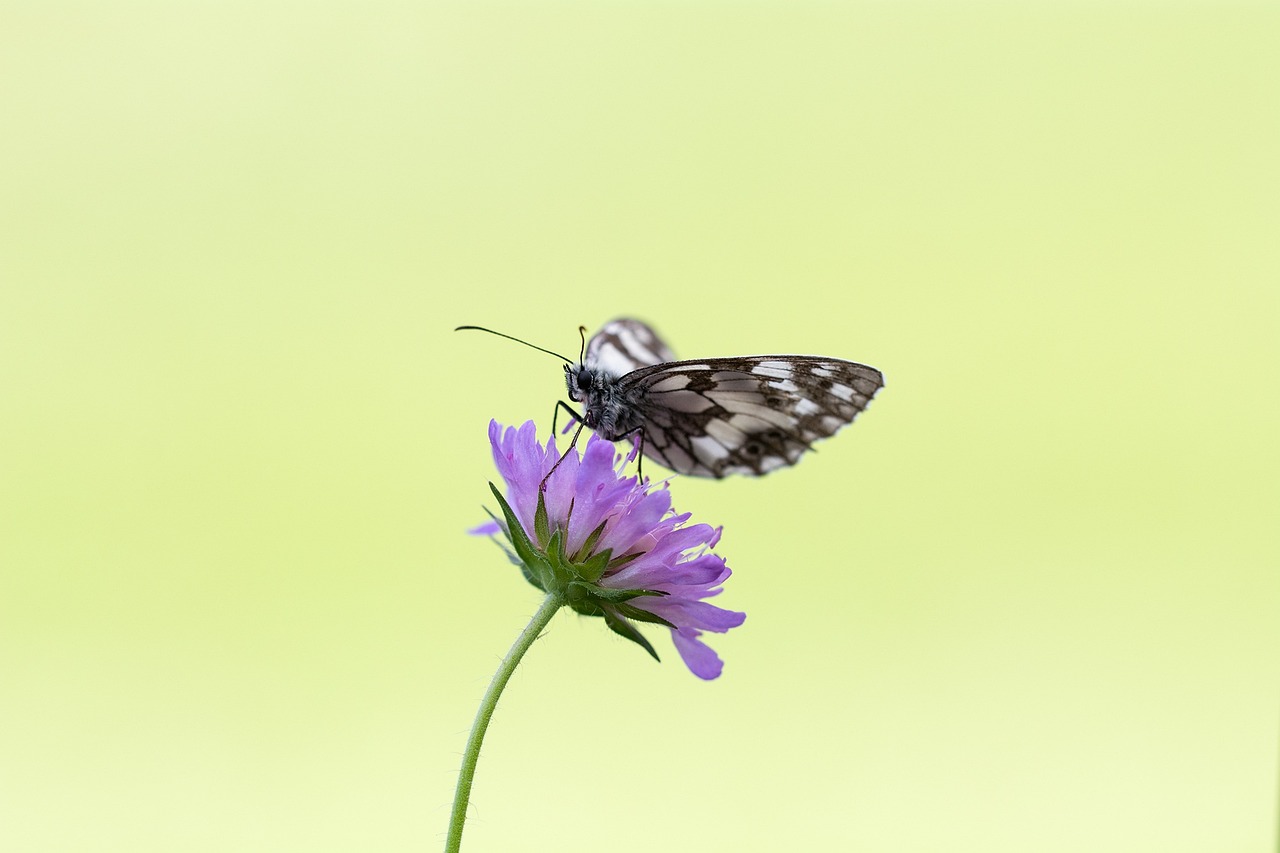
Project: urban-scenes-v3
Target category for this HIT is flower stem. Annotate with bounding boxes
[445,593,562,853]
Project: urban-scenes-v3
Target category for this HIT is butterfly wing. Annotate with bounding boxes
[583,318,677,376]
[622,356,885,478]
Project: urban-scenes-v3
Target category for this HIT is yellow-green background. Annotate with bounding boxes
[2,3,1276,851]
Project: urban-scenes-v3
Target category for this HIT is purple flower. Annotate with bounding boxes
[472,420,745,680]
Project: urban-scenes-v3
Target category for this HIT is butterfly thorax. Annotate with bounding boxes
[564,363,648,441]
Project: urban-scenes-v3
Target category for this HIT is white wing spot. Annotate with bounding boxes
[728,413,774,434]
[656,389,715,413]
[830,383,855,401]
[751,362,794,379]
[709,397,794,428]
[690,435,730,465]
[769,378,801,394]
[704,418,746,447]
[648,374,690,392]
[660,443,694,473]
[757,455,789,473]
[794,398,822,416]
[811,366,836,378]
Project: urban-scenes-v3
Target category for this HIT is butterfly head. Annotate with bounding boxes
[564,363,598,424]
[567,361,641,435]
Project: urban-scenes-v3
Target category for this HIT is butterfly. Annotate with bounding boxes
[550,318,885,478]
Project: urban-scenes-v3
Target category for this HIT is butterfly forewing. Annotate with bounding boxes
[568,318,883,478]
[623,356,883,477]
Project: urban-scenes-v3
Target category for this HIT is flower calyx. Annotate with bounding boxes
[487,483,673,661]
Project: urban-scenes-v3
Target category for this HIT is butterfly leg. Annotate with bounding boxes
[552,400,584,436]
[612,425,647,481]
[540,421,585,492]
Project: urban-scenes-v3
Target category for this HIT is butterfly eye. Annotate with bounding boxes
[576,372,592,392]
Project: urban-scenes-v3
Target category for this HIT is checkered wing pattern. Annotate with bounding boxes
[622,356,884,477]
[573,319,884,478]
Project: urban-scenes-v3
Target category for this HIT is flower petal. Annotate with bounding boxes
[468,520,502,537]
[633,596,746,634]
[670,628,726,680]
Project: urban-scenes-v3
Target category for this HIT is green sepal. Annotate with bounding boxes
[542,527,576,591]
[572,519,609,563]
[615,601,676,629]
[488,483,554,591]
[544,526,563,563]
[533,491,551,547]
[576,547,612,583]
[479,507,524,566]
[478,505,539,588]
[565,591,604,617]
[602,607,661,663]
[561,581,659,606]
[583,585,665,604]
[606,551,643,571]
[489,535,525,571]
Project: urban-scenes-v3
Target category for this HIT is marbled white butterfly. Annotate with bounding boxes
[459,318,884,479]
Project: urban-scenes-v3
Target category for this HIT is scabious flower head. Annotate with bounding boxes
[472,420,745,679]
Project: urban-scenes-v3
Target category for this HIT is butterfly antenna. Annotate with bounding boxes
[578,325,588,364]
[455,326,571,363]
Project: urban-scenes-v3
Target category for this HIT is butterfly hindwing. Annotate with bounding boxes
[583,318,677,376]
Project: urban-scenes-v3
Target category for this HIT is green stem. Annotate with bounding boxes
[445,593,562,853]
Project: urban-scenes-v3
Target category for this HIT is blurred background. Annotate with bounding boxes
[2,3,1277,851]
